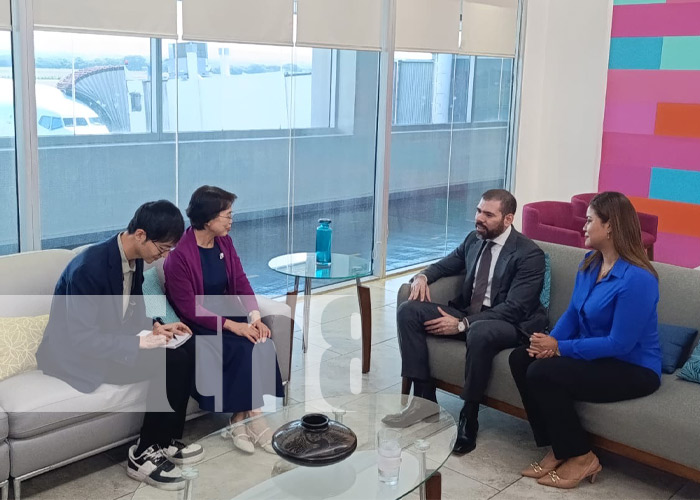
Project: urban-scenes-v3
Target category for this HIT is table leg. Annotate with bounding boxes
[426,471,442,500]
[303,278,312,353]
[356,277,372,373]
[286,276,300,339]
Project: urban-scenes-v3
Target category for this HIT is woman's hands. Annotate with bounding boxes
[251,319,271,341]
[224,317,271,344]
[527,332,559,359]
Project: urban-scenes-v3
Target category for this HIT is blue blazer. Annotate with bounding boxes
[551,254,662,377]
[36,235,151,393]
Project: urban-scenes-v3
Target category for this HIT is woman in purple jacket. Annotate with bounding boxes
[164,186,283,455]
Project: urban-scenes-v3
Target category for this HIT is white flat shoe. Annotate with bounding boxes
[224,423,255,454]
[247,425,276,455]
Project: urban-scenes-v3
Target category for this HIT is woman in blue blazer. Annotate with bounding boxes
[509,192,661,489]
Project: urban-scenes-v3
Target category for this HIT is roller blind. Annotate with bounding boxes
[0,0,9,31]
[33,0,177,38]
[396,0,461,54]
[182,0,294,46]
[296,0,382,51]
[460,0,518,57]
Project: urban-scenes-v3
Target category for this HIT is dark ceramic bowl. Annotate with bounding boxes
[271,413,357,467]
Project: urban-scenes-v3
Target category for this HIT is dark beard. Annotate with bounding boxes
[476,220,507,240]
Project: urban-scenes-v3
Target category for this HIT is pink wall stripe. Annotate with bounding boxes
[653,232,700,268]
[666,0,700,4]
[601,132,700,171]
[598,163,652,197]
[611,3,700,38]
[606,70,700,104]
[603,101,657,134]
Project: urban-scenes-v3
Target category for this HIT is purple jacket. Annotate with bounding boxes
[163,227,258,332]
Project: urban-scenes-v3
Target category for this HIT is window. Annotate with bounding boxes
[387,52,513,270]
[472,57,513,123]
[34,31,152,135]
[63,117,88,127]
[11,9,518,290]
[163,41,326,133]
[392,54,513,126]
[34,32,170,251]
[0,31,18,255]
[172,48,379,296]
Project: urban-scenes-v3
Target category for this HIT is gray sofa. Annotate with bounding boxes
[398,240,700,482]
[0,248,293,500]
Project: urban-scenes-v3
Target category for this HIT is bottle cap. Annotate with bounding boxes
[318,218,332,224]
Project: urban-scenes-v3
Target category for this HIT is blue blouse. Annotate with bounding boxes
[551,254,662,377]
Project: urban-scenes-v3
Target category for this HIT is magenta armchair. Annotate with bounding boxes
[522,201,585,248]
[571,193,658,260]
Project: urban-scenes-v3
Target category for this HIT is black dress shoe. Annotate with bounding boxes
[452,403,479,455]
[382,399,440,428]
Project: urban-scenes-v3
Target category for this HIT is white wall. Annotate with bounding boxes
[513,0,613,225]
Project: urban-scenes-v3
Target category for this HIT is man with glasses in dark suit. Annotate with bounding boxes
[383,189,547,455]
[37,200,203,491]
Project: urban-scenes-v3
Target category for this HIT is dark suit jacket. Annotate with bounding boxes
[421,228,548,336]
[36,235,151,393]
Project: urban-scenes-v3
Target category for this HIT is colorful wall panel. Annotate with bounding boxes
[600,0,700,268]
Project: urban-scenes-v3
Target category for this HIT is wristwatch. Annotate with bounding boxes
[457,317,469,333]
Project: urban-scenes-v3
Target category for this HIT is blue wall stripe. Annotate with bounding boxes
[609,37,663,70]
[649,167,700,205]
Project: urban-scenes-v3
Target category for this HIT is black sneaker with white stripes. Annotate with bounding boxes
[127,444,185,491]
[164,439,205,465]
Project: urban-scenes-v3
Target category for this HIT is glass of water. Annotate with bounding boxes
[377,428,402,485]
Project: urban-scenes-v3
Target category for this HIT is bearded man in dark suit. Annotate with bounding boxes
[383,189,547,455]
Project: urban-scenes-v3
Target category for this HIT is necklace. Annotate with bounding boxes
[599,258,618,279]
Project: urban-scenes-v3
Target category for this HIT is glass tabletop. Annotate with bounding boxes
[268,252,372,280]
[131,394,457,500]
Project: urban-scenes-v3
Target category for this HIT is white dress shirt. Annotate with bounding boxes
[473,225,512,308]
[116,232,136,318]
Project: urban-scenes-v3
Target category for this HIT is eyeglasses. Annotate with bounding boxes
[149,240,174,257]
[217,213,234,221]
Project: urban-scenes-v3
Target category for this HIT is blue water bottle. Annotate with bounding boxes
[316,218,332,265]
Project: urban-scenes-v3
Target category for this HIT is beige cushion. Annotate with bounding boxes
[0,315,49,382]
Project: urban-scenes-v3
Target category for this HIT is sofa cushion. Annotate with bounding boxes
[0,249,75,301]
[577,374,700,470]
[678,343,700,384]
[540,253,551,310]
[658,324,698,374]
[142,267,180,324]
[0,441,8,483]
[0,315,49,382]
[0,404,7,441]
[0,370,148,439]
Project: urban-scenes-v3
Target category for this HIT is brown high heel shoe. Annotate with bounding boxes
[537,454,602,489]
[521,449,564,479]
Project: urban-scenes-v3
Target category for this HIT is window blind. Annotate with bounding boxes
[182,0,294,46]
[34,0,178,38]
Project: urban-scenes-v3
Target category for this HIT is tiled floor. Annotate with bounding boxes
[13,273,700,500]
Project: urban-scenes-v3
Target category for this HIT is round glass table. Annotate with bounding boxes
[268,252,374,373]
[131,394,457,500]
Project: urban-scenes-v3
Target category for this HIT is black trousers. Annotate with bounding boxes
[508,346,660,460]
[104,346,194,449]
[397,300,522,402]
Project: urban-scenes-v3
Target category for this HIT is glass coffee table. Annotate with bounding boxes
[268,252,374,373]
[131,394,457,500]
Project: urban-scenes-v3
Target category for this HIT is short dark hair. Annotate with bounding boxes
[126,200,184,244]
[481,189,517,216]
[186,185,237,230]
